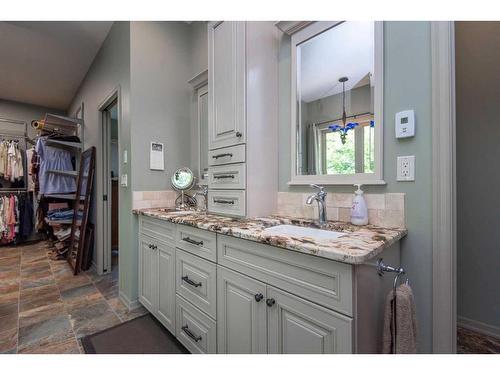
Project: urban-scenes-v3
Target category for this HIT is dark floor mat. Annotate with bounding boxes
[81,314,189,354]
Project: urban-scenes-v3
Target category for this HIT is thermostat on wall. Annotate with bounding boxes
[395,110,415,138]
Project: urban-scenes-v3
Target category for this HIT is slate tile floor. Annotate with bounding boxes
[0,240,147,354]
[457,326,500,354]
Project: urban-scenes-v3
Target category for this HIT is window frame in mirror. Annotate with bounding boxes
[289,21,385,185]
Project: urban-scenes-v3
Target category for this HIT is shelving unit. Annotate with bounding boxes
[46,139,83,150]
[46,169,79,178]
[37,112,85,255]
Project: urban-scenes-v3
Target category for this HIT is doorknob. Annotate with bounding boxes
[254,293,264,302]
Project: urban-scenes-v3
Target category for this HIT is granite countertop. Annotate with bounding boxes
[133,208,407,265]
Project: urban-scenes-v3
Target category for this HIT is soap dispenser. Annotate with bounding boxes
[351,184,368,225]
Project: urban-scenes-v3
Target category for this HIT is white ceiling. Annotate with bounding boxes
[0,21,113,110]
[300,21,374,103]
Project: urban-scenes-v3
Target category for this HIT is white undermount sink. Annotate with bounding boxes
[156,208,194,215]
[262,225,346,241]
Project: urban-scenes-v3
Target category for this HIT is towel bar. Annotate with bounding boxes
[376,258,409,292]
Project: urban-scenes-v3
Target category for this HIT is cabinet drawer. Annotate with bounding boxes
[208,163,246,190]
[209,144,245,166]
[140,216,175,244]
[208,190,246,217]
[217,235,353,316]
[176,249,217,319]
[176,295,216,354]
[176,225,217,262]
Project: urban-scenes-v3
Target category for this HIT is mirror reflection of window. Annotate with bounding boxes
[297,21,375,176]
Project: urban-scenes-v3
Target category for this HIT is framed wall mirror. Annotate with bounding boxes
[290,21,384,185]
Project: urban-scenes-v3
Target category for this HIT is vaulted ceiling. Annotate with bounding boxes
[300,21,374,103]
[0,21,113,110]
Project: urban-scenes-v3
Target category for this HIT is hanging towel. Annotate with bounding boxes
[382,283,417,354]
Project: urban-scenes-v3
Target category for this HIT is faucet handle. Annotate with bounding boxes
[310,184,325,192]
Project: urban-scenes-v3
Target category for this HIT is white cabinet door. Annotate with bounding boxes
[267,286,353,354]
[208,21,246,150]
[156,241,176,334]
[217,266,267,353]
[138,236,157,312]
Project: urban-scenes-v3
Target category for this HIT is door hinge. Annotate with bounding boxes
[103,194,108,201]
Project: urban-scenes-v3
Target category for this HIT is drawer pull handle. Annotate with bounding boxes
[266,298,276,307]
[213,174,235,180]
[182,237,203,246]
[181,325,202,342]
[254,293,264,302]
[148,244,157,250]
[182,276,202,287]
[212,153,233,159]
[213,199,235,205]
[236,131,242,137]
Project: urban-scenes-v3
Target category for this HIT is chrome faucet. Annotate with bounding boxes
[306,184,328,227]
[193,185,209,213]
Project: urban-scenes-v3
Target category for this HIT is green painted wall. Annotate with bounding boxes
[68,21,134,303]
[278,22,433,352]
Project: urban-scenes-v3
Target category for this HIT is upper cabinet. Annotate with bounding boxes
[208,22,246,150]
[207,22,279,218]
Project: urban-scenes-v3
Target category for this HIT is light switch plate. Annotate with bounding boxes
[120,174,128,187]
[397,156,415,181]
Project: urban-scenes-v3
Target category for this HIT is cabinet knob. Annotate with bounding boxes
[266,298,275,307]
[236,131,242,138]
[254,293,264,302]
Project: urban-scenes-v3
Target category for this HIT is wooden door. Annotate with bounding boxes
[208,21,246,150]
[217,266,267,353]
[267,286,353,354]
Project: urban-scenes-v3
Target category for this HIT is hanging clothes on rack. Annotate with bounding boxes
[0,193,31,244]
[0,140,24,183]
[35,136,76,195]
[26,146,35,192]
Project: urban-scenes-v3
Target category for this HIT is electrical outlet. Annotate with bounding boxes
[397,156,415,181]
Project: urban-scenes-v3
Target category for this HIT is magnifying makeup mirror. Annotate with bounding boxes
[171,167,196,209]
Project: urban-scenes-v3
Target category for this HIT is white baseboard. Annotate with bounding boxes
[119,290,141,311]
[458,316,500,339]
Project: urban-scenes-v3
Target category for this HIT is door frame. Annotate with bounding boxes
[431,21,456,354]
[97,86,121,274]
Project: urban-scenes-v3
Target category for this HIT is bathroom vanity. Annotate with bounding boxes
[134,209,406,354]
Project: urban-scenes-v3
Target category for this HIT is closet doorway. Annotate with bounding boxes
[101,96,119,275]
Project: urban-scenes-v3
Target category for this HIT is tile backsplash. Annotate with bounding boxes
[133,190,405,229]
[276,192,406,228]
[133,190,177,209]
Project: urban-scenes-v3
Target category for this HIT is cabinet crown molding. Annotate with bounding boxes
[275,21,314,35]
[188,69,208,90]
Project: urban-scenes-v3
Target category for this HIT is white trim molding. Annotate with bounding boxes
[119,290,141,311]
[188,69,208,90]
[275,21,314,36]
[431,21,457,354]
[458,316,500,340]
